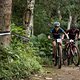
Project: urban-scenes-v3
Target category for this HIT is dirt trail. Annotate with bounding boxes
[31,65,80,80]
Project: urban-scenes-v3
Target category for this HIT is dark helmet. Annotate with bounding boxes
[71,25,76,29]
[54,21,60,27]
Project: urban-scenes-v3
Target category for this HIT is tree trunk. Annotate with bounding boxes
[67,12,72,30]
[72,15,78,27]
[57,6,62,21]
[0,0,12,46]
[23,0,35,37]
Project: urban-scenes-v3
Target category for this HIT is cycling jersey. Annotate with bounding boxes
[50,28,65,39]
[66,28,79,39]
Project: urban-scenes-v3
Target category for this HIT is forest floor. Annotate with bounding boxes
[30,65,80,80]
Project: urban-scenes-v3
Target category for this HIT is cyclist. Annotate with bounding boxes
[63,26,79,62]
[48,21,69,65]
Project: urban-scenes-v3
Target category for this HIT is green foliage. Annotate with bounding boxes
[34,2,50,35]
[0,41,42,80]
[12,0,27,25]
[11,23,25,35]
[0,42,42,79]
[30,33,53,65]
[60,20,68,30]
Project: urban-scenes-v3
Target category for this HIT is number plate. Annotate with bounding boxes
[69,39,74,42]
[57,39,62,42]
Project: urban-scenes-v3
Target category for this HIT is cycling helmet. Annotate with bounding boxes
[54,21,60,27]
[71,24,76,28]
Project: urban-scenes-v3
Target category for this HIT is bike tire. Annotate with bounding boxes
[53,54,57,66]
[57,46,62,69]
[72,46,80,66]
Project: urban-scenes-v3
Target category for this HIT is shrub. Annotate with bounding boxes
[30,33,53,65]
[0,40,42,80]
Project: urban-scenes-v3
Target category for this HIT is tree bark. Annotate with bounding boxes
[57,6,62,21]
[67,12,72,30]
[72,15,78,27]
[23,0,35,37]
[0,0,12,46]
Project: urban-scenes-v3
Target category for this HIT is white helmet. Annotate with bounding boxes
[54,22,60,27]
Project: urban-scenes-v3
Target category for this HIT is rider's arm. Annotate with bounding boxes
[60,28,69,39]
[63,30,69,39]
[75,29,79,40]
[61,34,65,40]
[48,35,51,39]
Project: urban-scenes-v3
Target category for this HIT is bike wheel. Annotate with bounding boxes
[53,53,57,66]
[57,46,62,69]
[72,46,80,66]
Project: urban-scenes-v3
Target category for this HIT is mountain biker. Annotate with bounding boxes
[48,21,69,65]
[63,26,79,62]
[65,26,79,49]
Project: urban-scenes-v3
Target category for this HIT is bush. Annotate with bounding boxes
[0,39,42,80]
[30,33,53,65]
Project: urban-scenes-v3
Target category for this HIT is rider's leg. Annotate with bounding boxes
[64,43,68,58]
[72,46,77,55]
[52,40,56,60]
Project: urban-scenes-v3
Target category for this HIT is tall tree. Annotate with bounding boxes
[0,0,12,46]
[23,0,35,37]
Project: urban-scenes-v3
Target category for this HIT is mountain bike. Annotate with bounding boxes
[65,39,80,66]
[53,39,62,69]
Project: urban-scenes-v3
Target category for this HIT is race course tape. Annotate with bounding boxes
[0,32,10,36]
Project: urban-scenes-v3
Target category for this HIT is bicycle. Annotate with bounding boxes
[64,39,80,66]
[52,39,63,69]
